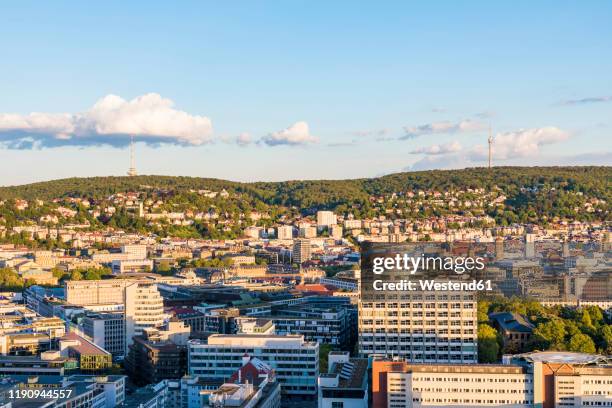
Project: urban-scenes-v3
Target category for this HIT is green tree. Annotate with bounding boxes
[319,344,333,373]
[599,325,612,354]
[532,319,566,350]
[478,324,500,363]
[567,333,596,353]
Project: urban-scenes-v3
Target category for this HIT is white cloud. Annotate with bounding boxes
[410,141,462,155]
[236,132,252,146]
[401,119,485,139]
[261,121,318,146]
[0,93,213,148]
[468,126,569,161]
[406,126,570,170]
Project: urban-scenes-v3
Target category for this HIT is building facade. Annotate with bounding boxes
[188,334,319,397]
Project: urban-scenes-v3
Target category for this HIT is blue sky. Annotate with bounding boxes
[0,1,610,185]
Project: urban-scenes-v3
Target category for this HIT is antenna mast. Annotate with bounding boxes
[127,135,137,176]
[487,126,493,170]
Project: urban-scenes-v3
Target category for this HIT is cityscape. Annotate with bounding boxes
[0,2,611,408]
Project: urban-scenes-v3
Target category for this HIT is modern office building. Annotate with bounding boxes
[125,321,190,385]
[80,312,126,358]
[65,279,132,305]
[371,351,612,408]
[292,238,312,265]
[188,334,319,396]
[359,290,478,363]
[124,282,166,349]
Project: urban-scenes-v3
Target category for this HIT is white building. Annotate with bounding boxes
[121,244,148,259]
[111,258,153,274]
[372,351,612,408]
[124,282,166,349]
[188,334,319,396]
[317,211,337,228]
[276,225,294,240]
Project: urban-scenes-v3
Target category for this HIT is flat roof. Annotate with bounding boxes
[515,351,609,365]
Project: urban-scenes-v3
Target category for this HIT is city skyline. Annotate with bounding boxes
[1,1,611,186]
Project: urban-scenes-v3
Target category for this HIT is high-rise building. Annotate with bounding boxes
[359,290,478,363]
[299,225,317,238]
[124,282,166,350]
[276,225,294,240]
[188,334,319,396]
[292,238,312,265]
[317,211,337,228]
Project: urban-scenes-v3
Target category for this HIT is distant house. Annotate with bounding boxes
[489,311,535,353]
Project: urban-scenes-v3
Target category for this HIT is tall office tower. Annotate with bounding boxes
[358,290,478,363]
[276,225,294,240]
[124,282,166,350]
[188,334,319,397]
[316,210,337,228]
[292,238,312,265]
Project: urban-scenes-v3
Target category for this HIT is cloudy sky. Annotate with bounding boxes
[0,1,610,186]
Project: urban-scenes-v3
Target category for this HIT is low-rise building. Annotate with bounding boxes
[318,351,368,408]
[188,334,319,397]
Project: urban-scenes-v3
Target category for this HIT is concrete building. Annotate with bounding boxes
[80,312,125,358]
[318,351,368,408]
[125,282,166,350]
[188,334,319,397]
[111,258,154,274]
[276,225,294,240]
[121,244,148,260]
[371,351,612,408]
[299,225,317,239]
[359,290,478,363]
[125,320,190,385]
[317,211,337,228]
[292,238,312,265]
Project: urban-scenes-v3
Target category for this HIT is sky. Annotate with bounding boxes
[0,1,610,186]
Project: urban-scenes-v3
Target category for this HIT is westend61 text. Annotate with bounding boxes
[372,279,493,292]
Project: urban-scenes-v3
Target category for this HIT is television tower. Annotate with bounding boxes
[127,135,137,176]
[487,126,493,170]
